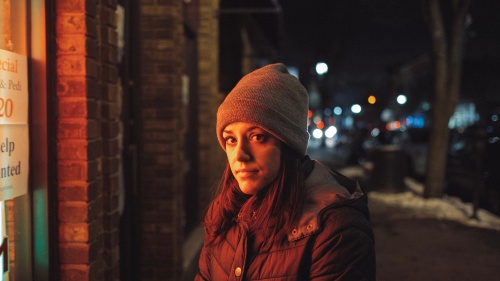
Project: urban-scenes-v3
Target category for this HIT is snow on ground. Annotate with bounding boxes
[339,166,500,232]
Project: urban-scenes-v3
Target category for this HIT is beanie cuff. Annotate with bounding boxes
[217,98,309,156]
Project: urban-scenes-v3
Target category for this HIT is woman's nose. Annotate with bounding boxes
[234,142,251,162]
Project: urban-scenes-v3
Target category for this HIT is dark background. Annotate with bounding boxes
[278,0,500,107]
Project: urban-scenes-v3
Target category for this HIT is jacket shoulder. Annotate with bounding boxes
[310,204,376,280]
[321,202,373,237]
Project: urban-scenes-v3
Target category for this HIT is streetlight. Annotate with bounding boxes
[315,62,328,75]
[368,95,376,104]
[397,94,407,105]
[351,104,362,114]
[333,106,342,115]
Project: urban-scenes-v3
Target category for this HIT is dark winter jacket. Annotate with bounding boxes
[195,160,376,281]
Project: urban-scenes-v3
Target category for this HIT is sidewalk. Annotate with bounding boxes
[340,166,500,281]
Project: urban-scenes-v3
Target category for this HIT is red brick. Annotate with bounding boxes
[58,98,87,118]
[60,223,89,242]
[57,119,87,139]
[57,77,87,97]
[60,243,90,264]
[60,264,89,281]
[57,56,87,76]
[56,0,86,13]
[59,202,88,222]
[57,140,88,160]
[58,160,88,181]
[56,35,87,56]
[55,0,122,280]
[59,181,92,201]
[56,14,87,35]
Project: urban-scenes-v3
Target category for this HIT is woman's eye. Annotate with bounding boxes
[224,137,236,145]
[251,134,266,142]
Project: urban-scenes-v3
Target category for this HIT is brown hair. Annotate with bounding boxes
[203,145,305,246]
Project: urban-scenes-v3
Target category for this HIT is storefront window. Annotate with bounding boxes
[0,0,33,280]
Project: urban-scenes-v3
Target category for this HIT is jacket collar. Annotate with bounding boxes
[288,160,365,241]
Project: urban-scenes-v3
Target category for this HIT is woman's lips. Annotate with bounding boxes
[236,169,257,178]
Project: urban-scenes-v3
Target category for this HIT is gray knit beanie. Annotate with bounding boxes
[216,63,310,156]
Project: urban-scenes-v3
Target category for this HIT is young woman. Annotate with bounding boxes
[195,63,376,281]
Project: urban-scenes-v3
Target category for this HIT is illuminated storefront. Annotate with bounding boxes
[1,0,222,280]
[1,0,33,280]
[0,0,50,280]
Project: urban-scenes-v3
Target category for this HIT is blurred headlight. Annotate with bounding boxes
[325,126,337,138]
[312,129,323,139]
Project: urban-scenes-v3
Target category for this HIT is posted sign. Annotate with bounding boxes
[0,49,29,201]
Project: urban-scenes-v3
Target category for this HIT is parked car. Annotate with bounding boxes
[367,122,500,216]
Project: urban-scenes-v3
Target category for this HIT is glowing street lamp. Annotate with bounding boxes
[397,94,407,105]
[333,106,342,115]
[368,95,376,104]
[351,104,362,114]
[315,62,328,75]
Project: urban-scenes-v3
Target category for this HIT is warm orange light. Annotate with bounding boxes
[308,110,313,119]
[317,121,324,129]
[394,121,401,129]
[368,95,376,104]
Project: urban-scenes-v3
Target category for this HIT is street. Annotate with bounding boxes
[308,143,500,281]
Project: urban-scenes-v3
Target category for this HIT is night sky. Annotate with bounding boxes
[278,0,500,107]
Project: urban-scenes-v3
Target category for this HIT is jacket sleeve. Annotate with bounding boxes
[309,207,376,281]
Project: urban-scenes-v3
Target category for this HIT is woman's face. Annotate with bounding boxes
[222,122,282,195]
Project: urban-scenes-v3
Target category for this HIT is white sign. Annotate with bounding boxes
[0,49,29,201]
[0,125,29,201]
[0,49,28,125]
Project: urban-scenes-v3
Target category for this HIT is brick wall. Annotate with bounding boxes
[54,0,226,279]
[55,0,120,280]
[97,0,121,279]
[197,0,225,219]
[139,0,185,280]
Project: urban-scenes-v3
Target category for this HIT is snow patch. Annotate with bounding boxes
[340,167,500,232]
